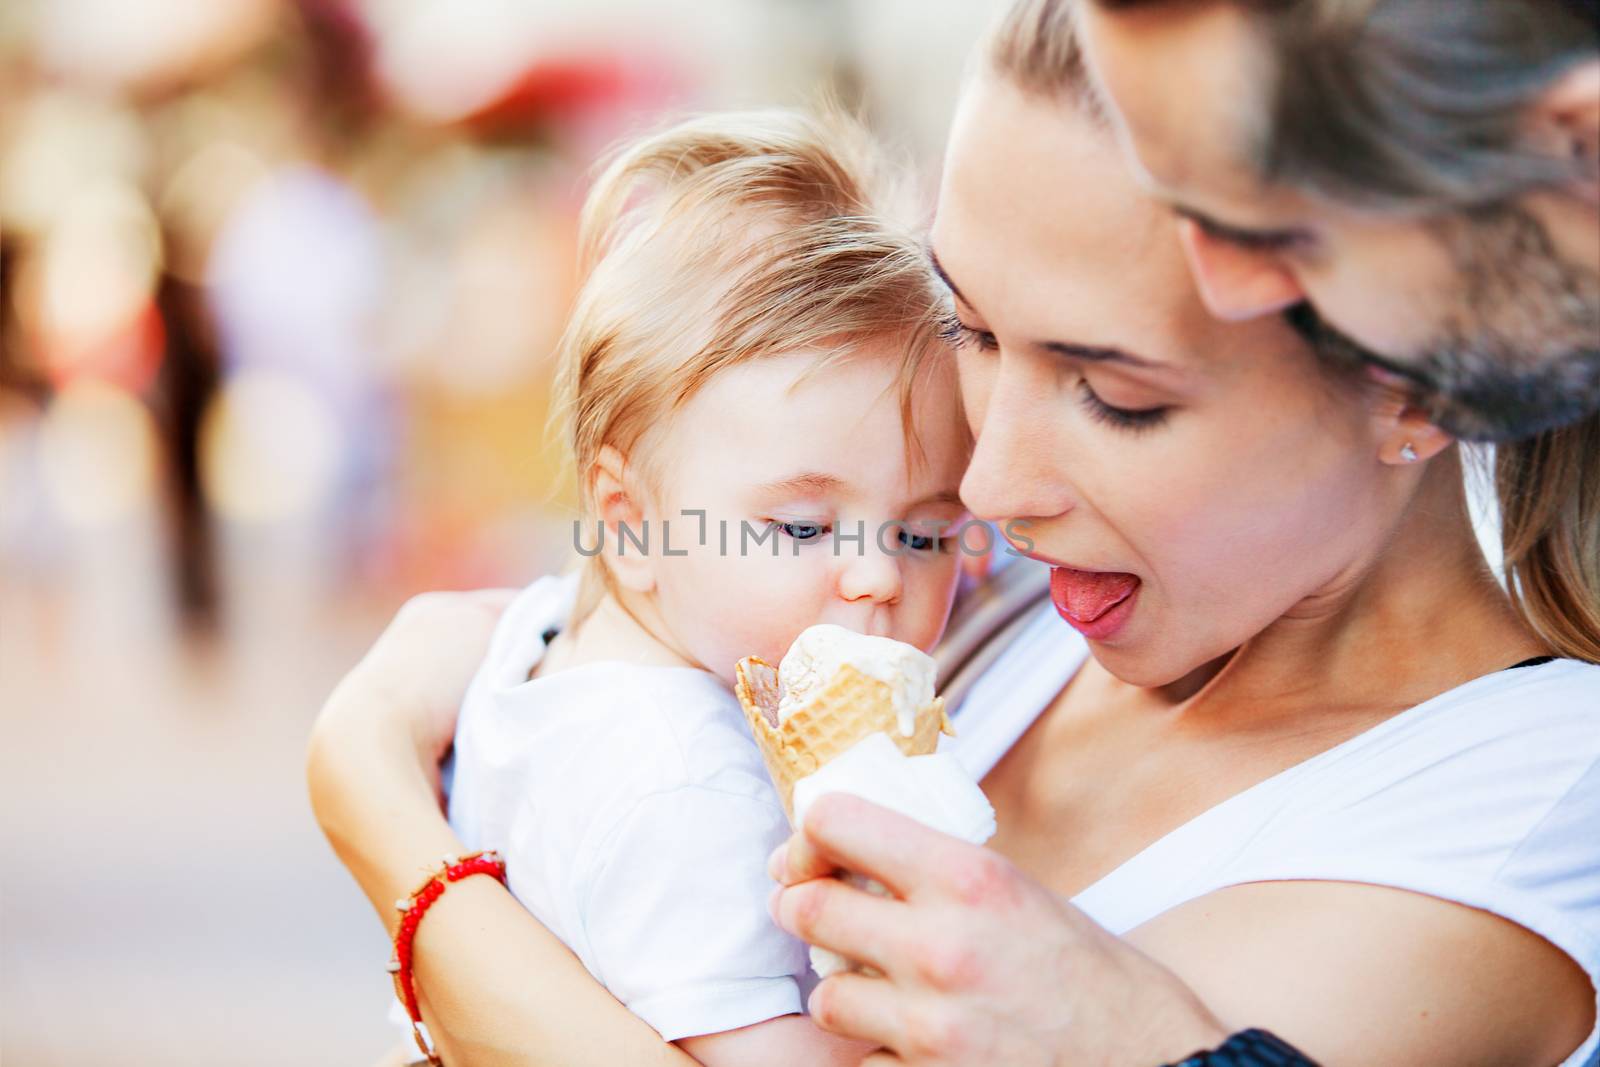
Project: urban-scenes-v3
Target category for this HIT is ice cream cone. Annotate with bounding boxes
[735,656,951,822]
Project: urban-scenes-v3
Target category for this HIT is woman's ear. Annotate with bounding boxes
[1534,58,1600,204]
[1379,406,1455,467]
[1360,364,1454,466]
[590,445,656,594]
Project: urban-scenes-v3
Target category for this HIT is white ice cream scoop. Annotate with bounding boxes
[777,624,937,737]
[791,731,997,978]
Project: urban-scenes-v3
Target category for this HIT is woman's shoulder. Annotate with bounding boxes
[1280,658,1599,821]
[1228,658,1600,915]
[1318,657,1600,783]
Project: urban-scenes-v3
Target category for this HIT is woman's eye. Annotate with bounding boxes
[938,314,998,352]
[1076,381,1170,433]
[774,520,830,543]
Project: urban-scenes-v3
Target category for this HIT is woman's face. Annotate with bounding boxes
[934,73,1401,687]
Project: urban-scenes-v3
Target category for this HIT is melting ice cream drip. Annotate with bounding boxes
[741,660,783,728]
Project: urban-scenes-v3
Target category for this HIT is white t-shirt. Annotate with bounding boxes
[945,602,1600,1067]
[442,574,806,1041]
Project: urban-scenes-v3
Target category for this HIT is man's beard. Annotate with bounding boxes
[1286,204,1600,442]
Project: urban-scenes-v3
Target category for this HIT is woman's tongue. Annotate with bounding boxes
[1050,567,1140,623]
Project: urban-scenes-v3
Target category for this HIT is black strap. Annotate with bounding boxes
[1167,1028,1321,1066]
[1562,0,1598,33]
[1506,655,1557,671]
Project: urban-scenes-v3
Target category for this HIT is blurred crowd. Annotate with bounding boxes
[0,1,989,1062]
[2,0,984,621]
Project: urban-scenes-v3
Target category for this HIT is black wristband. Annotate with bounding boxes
[1165,1028,1321,1066]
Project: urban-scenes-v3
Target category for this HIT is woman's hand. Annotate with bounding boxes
[320,589,518,793]
[768,793,1230,1066]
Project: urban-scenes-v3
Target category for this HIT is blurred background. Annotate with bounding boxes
[0,1,996,1061]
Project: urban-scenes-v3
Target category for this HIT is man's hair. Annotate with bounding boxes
[552,108,949,621]
[1090,0,1600,211]
[987,0,1600,662]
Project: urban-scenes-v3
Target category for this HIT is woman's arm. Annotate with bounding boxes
[1129,879,1595,1066]
[307,592,698,1067]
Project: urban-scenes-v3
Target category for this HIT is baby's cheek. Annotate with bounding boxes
[898,557,963,652]
[698,580,810,668]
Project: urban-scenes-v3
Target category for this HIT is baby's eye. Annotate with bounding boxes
[773,520,830,543]
[898,528,955,553]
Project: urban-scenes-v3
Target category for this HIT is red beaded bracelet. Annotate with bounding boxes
[386,849,508,1066]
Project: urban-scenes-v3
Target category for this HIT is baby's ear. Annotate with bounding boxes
[591,445,655,594]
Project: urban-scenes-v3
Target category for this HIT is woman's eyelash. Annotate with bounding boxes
[936,311,1168,432]
[937,314,998,352]
[1076,381,1170,433]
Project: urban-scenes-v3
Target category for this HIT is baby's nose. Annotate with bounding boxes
[836,543,902,606]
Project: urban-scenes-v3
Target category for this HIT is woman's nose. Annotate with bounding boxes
[1178,218,1305,322]
[959,356,1074,523]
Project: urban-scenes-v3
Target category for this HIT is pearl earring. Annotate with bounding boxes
[1400,442,1419,463]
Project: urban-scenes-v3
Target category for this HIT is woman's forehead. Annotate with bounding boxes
[934,75,1207,362]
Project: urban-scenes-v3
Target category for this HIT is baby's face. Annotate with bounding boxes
[641,342,971,687]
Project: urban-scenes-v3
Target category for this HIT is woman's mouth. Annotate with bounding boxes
[1049,567,1140,641]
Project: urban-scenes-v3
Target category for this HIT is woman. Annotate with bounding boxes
[308,12,1600,1066]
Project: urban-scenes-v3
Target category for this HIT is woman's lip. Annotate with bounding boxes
[1013,544,1072,568]
[1016,545,1125,576]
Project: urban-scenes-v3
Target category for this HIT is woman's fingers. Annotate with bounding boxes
[776,793,991,901]
[772,875,907,974]
[808,972,906,1051]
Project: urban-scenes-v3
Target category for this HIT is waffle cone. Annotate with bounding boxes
[735,657,951,823]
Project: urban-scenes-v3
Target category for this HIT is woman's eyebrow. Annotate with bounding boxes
[929,247,1167,372]
[927,248,968,305]
[1039,340,1163,370]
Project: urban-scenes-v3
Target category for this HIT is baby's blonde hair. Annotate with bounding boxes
[551,108,952,622]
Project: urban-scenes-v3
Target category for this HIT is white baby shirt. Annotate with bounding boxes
[444,573,806,1041]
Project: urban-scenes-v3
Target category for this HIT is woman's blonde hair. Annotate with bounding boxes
[1498,416,1600,663]
[986,0,1600,662]
[551,108,950,622]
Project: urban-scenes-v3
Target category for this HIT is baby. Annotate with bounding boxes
[386,110,971,1066]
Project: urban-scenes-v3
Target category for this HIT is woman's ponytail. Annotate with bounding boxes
[1497,412,1600,664]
